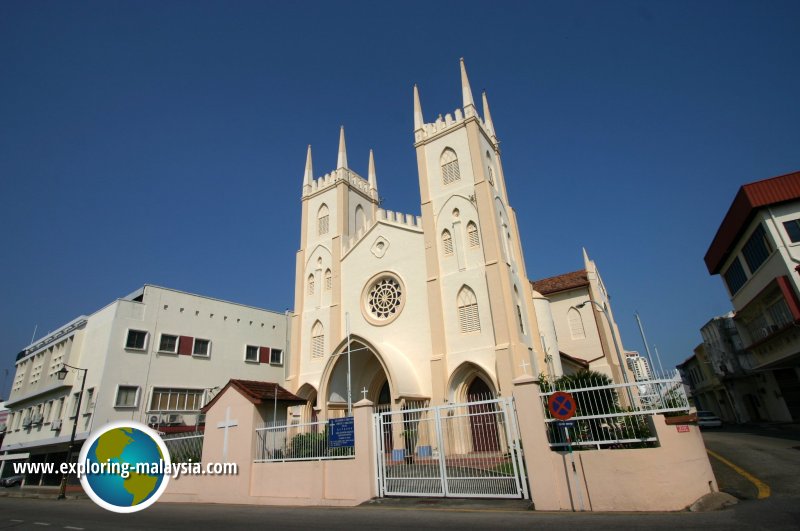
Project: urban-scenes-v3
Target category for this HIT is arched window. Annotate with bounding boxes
[355,205,366,233]
[514,286,525,335]
[568,308,585,340]
[442,229,453,256]
[467,221,480,248]
[311,321,324,358]
[457,286,480,333]
[317,204,329,236]
[307,274,315,295]
[324,269,332,291]
[440,148,460,185]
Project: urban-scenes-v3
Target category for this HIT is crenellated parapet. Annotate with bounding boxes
[377,208,423,229]
[414,106,495,144]
[303,167,373,198]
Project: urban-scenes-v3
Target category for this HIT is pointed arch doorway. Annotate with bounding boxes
[467,378,500,452]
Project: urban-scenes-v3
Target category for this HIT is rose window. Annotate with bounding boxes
[367,277,402,320]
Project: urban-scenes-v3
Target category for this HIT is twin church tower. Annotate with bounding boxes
[286,59,548,418]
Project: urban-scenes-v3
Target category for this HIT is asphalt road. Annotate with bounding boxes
[702,424,800,499]
[0,427,797,530]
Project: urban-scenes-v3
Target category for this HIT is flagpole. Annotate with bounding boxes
[346,312,352,417]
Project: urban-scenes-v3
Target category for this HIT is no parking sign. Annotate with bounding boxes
[547,391,577,420]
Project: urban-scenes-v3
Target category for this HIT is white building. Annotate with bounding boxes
[625,352,653,382]
[705,170,800,421]
[1,285,288,484]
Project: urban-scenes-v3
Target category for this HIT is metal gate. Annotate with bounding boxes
[373,397,528,499]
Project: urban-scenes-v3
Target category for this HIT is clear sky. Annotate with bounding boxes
[1,1,799,397]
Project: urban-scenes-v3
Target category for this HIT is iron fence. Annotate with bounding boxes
[162,431,204,463]
[539,376,690,449]
[254,419,355,462]
[375,397,527,499]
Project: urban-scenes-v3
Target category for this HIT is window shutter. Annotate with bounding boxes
[178,336,193,355]
[259,347,270,364]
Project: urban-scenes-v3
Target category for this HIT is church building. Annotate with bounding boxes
[286,60,553,420]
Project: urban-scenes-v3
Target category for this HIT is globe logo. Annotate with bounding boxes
[78,421,171,513]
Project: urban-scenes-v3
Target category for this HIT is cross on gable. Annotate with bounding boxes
[216,406,239,462]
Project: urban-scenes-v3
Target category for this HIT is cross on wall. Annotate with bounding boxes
[216,406,238,462]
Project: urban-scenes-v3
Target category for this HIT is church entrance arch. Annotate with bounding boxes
[319,337,393,420]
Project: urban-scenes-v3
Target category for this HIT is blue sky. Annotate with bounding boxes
[1,1,798,397]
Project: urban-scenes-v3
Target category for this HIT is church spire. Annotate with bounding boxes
[368,149,377,194]
[337,126,348,169]
[413,84,424,132]
[482,90,496,139]
[460,58,475,112]
[303,145,313,193]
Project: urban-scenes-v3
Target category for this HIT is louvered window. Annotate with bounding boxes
[441,149,460,185]
[318,204,329,235]
[457,287,480,333]
[311,322,324,358]
[467,222,479,248]
[442,230,453,256]
[325,269,332,291]
[307,274,315,295]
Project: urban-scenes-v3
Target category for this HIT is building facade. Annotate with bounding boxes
[1,285,288,484]
[529,249,633,385]
[286,60,552,421]
[705,170,800,422]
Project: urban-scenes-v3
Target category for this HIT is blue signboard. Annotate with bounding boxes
[329,417,355,448]
[556,420,576,429]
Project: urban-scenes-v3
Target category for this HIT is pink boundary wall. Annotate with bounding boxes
[162,387,377,506]
[162,377,717,511]
[512,376,718,512]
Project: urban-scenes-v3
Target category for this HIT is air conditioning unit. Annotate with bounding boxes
[51,419,62,431]
[195,413,206,426]
[31,413,43,425]
[148,414,163,426]
[166,414,184,426]
[21,416,32,428]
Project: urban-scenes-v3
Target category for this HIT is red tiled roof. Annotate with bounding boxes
[705,170,800,274]
[529,270,589,295]
[559,351,590,370]
[201,379,305,413]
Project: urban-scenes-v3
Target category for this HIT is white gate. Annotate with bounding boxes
[373,397,528,499]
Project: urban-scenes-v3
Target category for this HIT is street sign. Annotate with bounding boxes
[556,420,576,429]
[548,391,577,420]
[676,425,690,433]
[328,417,355,448]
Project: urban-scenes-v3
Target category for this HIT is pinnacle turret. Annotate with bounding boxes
[337,126,348,169]
[303,145,313,192]
[368,149,377,193]
[413,84,424,132]
[460,58,475,111]
[482,90,496,139]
